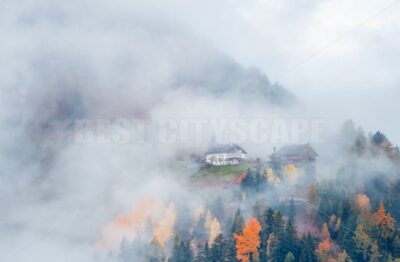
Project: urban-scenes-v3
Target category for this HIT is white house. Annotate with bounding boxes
[205,144,247,166]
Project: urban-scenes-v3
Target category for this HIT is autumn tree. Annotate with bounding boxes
[337,250,352,262]
[373,202,395,254]
[234,218,261,262]
[354,224,379,261]
[317,223,332,261]
[208,218,222,247]
[306,183,320,217]
[355,193,371,217]
[369,241,381,262]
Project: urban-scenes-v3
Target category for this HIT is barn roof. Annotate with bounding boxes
[275,144,317,157]
[206,143,247,154]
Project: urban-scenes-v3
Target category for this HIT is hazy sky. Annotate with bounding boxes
[126,0,400,141]
[2,0,400,141]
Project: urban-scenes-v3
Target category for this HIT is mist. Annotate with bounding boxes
[1,1,400,262]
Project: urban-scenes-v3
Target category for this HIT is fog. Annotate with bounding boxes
[1,0,399,261]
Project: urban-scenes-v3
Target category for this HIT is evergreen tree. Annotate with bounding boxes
[272,211,285,235]
[171,235,184,262]
[372,131,386,145]
[337,226,356,259]
[255,172,266,193]
[119,237,134,262]
[259,208,275,262]
[283,210,299,259]
[268,211,286,262]
[193,243,208,262]
[284,252,295,262]
[211,197,225,222]
[226,238,238,262]
[269,150,282,177]
[288,199,296,222]
[298,234,317,262]
[146,239,165,262]
[231,209,245,235]
[210,234,228,262]
[170,235,192,262]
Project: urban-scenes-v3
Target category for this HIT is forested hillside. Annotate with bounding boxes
[96,121,400,262]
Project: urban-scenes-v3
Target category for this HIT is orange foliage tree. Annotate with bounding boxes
[373,202,394,240]
[234,217,261,262]
[317,223,332,261]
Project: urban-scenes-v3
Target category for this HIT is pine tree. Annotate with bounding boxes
[231,209,245,235]
[259,208,275,262]
[288,199,296,222]
[193,243,208,262]
[264,208,275,236]
[269,151,282,177]
[170,237,192,262]
[210,234,228,262]
[284,252,295,262]
[283,210,299,259]
[171,235,184,262]
[119,237,134,262]
[211,197,225,222]
[146,239,165,262]
[392,232,400,258]
[268,211,286,261]
[298,234,317,262]
[241,169,255,191]
[225,238,238,262]
[272,211,285,235]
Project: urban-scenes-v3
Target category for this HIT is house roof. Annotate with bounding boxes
[275,144,317,157]
[206,143,247,154]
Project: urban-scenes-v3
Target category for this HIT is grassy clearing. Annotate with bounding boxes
[203,164,251,175]
[189,163,258,186]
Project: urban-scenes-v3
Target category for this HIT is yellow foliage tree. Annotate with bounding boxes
[355,193,371,216]
[283,164,298,183]
[208,218,221,247]
[153,203,176,247]
[306,183,320,218]
[265,168,279,185]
